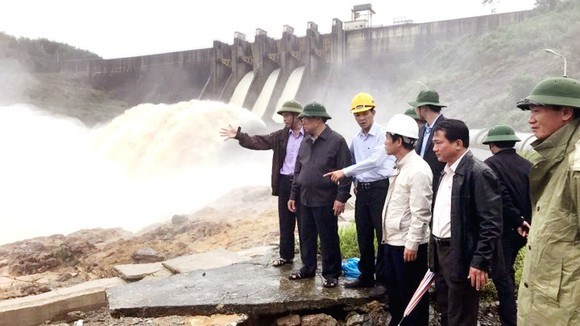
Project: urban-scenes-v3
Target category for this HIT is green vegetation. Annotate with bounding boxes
[0,32,99,73]
[385,1,580,132]
[0,33,127,125]
[339,223,361,259]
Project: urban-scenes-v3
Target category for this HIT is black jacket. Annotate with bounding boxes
[290,125,352,206]
[429,151,503,280]
[415,115,447,179]
[235,127,290,196]
[484,149,532,230]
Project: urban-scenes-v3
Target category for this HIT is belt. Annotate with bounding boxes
[433,236,451,247]
[356,179,388,190]
[281,174,293,182]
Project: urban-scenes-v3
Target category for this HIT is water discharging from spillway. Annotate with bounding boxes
[230,71,255,107]
[252,68,280,117]
[0,101,269,245]
[272,66,305,123]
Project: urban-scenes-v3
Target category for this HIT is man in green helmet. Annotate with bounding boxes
[409,89,447,179]
[404,107,425,128]
[220,100,304,268]
[482,124,532,326]
[516,76,580,325]
[287,102,352,288]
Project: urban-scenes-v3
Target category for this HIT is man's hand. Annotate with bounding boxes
[219,124,237,140]
[333,200,345,216]
[288,200,296,213]
[323,170,345,183]
[403,248,417,262]
[468,267,488,291]
[517,220,531,238]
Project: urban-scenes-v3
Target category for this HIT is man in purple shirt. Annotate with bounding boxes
[220,100,304,267]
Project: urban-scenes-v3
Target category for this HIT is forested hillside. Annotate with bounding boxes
[385,1,580,131]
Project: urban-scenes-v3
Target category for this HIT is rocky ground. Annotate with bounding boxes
[0,185,501,325]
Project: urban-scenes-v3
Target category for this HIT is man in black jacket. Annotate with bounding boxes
[220,100,304,267]
[409,89,447,179]
[287,102,352,288]
[430,119,502,326]
[482,124,532,326]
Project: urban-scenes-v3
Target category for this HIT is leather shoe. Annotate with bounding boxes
[369,285,387,298]
[344,278,374,289]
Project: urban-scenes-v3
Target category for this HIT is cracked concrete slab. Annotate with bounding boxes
[162,249,250,274]
[0,277,125,326]
[114,262,170,281]
[107,260,371,318]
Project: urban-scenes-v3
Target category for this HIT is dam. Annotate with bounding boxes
[59,7,533,124]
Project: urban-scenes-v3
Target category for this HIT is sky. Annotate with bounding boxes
[0,0,535,59]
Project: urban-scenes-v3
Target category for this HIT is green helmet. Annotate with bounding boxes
[298,102,332,119]
[277,100,303,115]
[404,108,420,120]
[408,89,447,108]
[517,77,580,110]
[482,124,521,144]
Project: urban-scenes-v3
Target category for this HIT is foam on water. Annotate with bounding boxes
[0,100,269,244]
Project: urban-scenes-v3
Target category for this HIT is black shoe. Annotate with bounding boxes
[369,285,387,298]
[344,278,374,289]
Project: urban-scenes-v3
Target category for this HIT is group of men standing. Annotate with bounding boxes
[221,73,579,326]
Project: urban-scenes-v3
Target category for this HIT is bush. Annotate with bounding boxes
[338,223,361,259]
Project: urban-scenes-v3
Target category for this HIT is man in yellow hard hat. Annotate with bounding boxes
[515,76,580,325]
[324,92,395,297]
[220,100,304,268]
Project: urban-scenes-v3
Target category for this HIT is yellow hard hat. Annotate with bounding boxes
[351,92,376,113]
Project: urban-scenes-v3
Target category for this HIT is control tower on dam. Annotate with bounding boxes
[60,7,532,125]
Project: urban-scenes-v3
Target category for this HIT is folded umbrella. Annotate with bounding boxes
[398,269,435,326]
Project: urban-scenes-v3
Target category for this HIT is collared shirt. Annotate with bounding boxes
[382,150,433,250]
[343,122,395,182]
[280,127,304,175]
[432,149,469,238]
[290,125,352,206]
[419,114,442,158]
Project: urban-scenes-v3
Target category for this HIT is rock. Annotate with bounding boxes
[56,272,74,282]
[171,215,188,225]
[346,313,364,326]
[65,310,86,322]
[131,248,165,263]
[277,314,301,326]
[301,313,338,326]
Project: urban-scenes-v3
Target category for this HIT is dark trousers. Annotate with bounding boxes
[278,174,300,261]
[354,179,388,283]
[299,205,342,279]
[384,243,429,326]
[435,243,480,326]
[492,231,525,326]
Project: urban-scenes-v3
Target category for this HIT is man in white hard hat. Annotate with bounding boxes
[381,113,433,326]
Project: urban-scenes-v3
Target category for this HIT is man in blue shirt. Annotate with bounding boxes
[325,93,395,296]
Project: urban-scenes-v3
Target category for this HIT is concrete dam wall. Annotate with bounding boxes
[60,10,532,123]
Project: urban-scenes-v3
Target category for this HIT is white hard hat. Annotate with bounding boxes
[385,114,419,139]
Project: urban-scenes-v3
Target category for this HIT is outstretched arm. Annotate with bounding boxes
[219,124,238,140]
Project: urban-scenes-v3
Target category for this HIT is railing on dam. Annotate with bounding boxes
[61,48,213,75]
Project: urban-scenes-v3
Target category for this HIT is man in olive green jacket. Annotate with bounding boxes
[516,76,580,326]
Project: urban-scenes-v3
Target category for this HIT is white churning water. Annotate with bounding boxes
[0,100,270,245]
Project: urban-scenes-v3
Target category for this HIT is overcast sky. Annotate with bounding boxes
[1,0,535,59]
